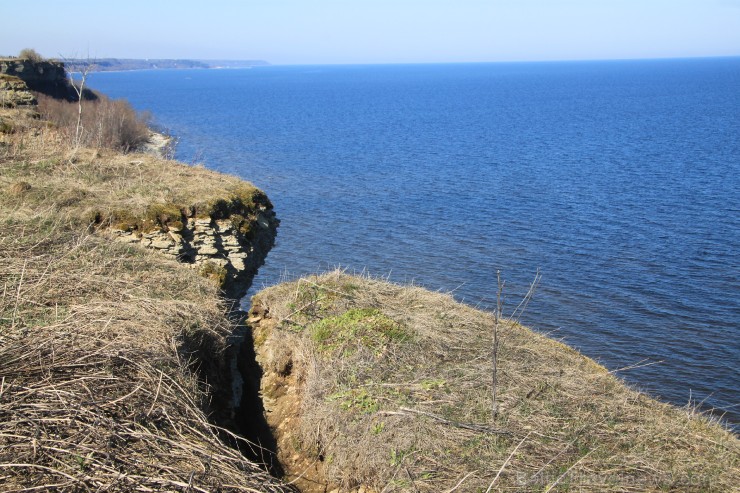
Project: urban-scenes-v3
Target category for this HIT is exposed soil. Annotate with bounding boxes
[246,306,333,493]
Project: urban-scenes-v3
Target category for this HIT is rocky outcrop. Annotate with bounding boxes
[0,75,37,107]
[0,58,94,101]
[107,193,282,474]
[110,194,278,300]
[0,59,66,85]
[138,130,174,158]
[0,58,76,99]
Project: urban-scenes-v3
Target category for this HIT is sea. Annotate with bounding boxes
[88,58,740,430]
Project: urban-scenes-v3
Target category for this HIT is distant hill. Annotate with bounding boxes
[197,59,271,69]
[63,58,270,72]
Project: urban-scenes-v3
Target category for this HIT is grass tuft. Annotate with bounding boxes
[144,202,185,231]
[199,261,228,289]
[310,308,411,356]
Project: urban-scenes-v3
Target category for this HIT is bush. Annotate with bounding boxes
[18,48,44,62]
[36,92,151,152]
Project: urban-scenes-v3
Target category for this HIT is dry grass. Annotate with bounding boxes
[0,107,291,491]
[251,271,740,492]
[0,107,268,234]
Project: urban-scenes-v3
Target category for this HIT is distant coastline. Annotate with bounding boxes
[63,58,270,72]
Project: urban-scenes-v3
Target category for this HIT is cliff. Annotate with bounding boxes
[2,61,738,493]
[0,74,37,107]
[108,184,278,300]
[0,58,66,87]
[0,57,81,100]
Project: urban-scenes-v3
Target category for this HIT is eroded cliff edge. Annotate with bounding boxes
[0,73,288,489]
[108,184,278,301]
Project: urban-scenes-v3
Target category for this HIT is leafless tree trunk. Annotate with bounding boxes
[71,65,89,149]
[63,56,95,150]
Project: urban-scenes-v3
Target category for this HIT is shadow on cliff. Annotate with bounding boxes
[1,58,98,102]
[235,326,286,478]
[183,310,286,480]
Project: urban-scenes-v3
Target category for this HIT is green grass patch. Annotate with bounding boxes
[328,388,379,414]
[309,308,410,356]
[194,184,269,220]
[144,203,184,232]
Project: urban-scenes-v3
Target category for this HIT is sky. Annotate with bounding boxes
[2,0,739,65]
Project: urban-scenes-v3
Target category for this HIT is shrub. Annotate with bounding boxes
[36,92,151,152]
[0,117,14,134]
[18,48,44,62]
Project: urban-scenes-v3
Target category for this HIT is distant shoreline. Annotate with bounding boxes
[62,58,270,73]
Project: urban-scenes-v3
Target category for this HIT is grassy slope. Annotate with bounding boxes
[0,107,267,232]
[0,107,290,491]
[251,271,739,492]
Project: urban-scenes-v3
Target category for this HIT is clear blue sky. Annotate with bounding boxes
[2,0,739,64]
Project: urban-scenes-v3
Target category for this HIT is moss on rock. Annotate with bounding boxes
[199,261,228,289]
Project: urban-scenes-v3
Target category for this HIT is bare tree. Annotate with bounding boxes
[492,270,504,419]
[62,55,96,150]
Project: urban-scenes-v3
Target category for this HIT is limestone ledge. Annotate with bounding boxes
[0,75,37,107]
[110,210,277,300]
[0,59,75,101]
[0,59,66,86]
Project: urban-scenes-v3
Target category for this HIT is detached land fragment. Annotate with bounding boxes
[250,272,739,492]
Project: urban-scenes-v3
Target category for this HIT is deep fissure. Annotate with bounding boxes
[190,304,298,489]
[232,317,285,478]
[189,306,282,476]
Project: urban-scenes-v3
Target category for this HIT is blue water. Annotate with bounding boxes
[89,59,740,429]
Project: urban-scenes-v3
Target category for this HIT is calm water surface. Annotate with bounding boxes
[89,59,740,429]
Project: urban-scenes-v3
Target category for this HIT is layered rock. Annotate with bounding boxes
[110,196,278,300]
[0,58,76,100]
[0,75,37,107]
